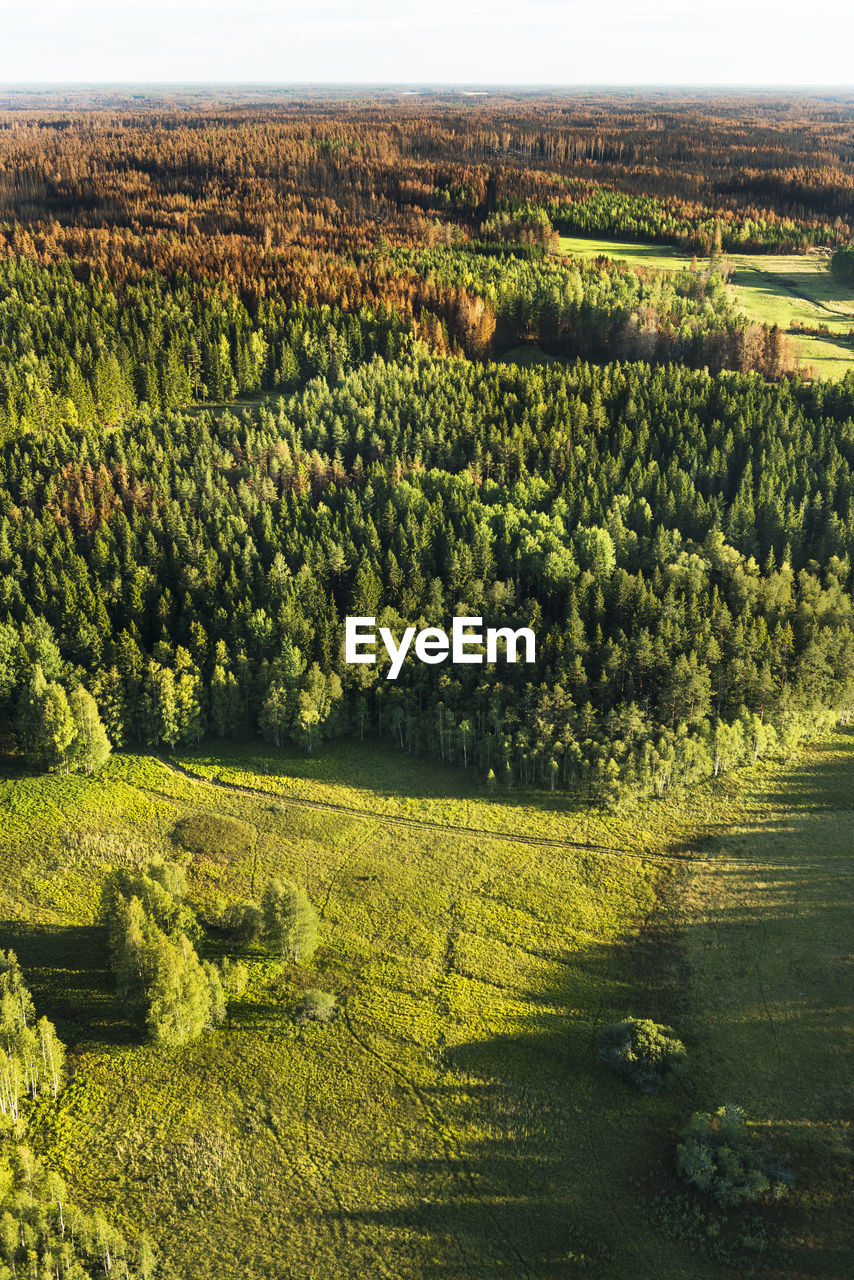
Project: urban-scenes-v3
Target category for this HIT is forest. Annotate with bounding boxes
[0,91,852,802]
[1,354,853,803]
[0,87,853,1280]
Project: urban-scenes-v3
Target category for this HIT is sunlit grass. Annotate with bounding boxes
[2,733,850,1278]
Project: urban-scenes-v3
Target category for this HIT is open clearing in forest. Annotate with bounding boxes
[560,234,854,379]
[1,733,851,1279]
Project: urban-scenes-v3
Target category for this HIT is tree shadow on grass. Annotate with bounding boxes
[0,918,134,1047]
[338,1005,685,1279]
[757,727,854,811]
[173,736,604,824]
[331,745,854,1280]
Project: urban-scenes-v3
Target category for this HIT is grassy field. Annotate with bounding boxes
[676,731,854,1278]
[1,734,851,1279]
[559,235,854,379]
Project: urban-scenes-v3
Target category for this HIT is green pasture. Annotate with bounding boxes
[677,731,854,1277]
[559,235,854,379]
[1,734,851,1278]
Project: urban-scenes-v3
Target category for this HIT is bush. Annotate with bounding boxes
[172,812,254,862]
[295,989,337,1023]
[598,1017,687,1092]
[830,243,854,285]
[219,898,264,945]
[676,1105,792,1207]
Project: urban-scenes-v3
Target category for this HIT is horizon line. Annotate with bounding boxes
[1,81,853,92]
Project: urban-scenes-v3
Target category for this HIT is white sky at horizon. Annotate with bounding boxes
[0,1,851,88]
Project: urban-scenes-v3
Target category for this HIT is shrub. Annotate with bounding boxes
[676,1105,792,1206]
[220,898,264,945]
[171,812,254,862]
[295,989,337,1024]
[598,1017,687,1092]
[830,243,854,285]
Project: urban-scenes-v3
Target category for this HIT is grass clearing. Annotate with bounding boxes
[1,734,851,1278]
[559,235,854,379]
[559,235,698,275]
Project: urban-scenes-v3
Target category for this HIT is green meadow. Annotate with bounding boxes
[2,731,851,1279]
[559,235,854,379]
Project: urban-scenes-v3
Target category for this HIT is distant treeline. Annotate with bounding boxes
[1,92,852,256]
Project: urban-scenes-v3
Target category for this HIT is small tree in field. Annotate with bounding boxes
[295,989,336,1023]
[261,877,318,962]
[598,1017,687,1092]
[676,1105,793,1206]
